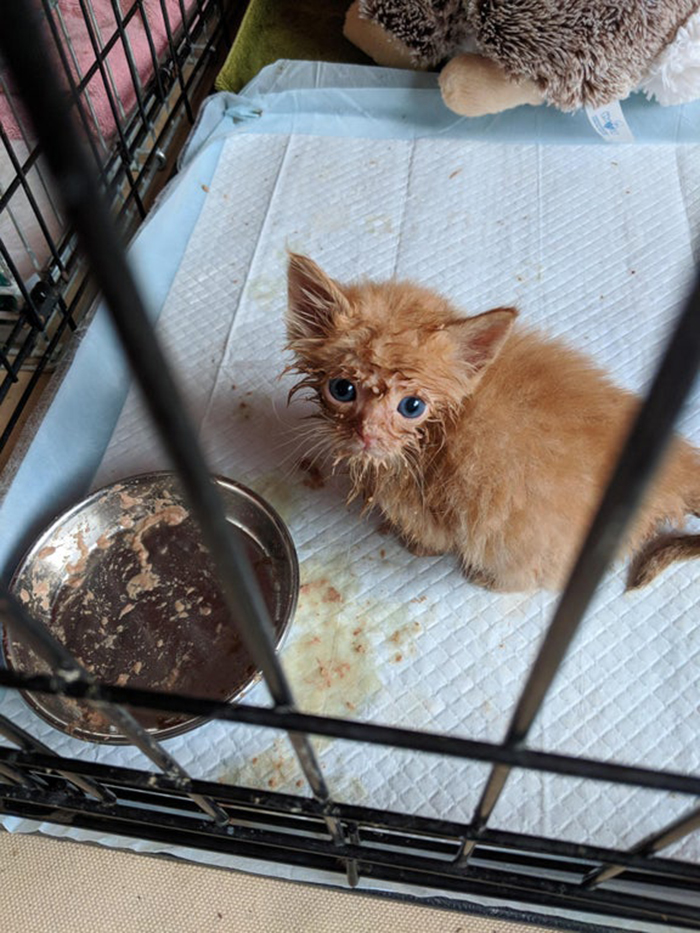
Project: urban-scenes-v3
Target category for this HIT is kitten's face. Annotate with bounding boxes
[285,253,516,476]
[319,369,430,462]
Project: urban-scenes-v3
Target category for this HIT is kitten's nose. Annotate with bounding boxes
[358,425,378,450]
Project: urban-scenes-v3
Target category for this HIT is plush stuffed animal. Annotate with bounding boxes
[344,0,700,117]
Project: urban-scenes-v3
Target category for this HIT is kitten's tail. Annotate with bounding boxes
[625,438,700,589]
[626,533,700,589]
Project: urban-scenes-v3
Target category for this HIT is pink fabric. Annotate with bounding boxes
[1,0,189,142]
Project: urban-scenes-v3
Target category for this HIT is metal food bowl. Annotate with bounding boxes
[3,472,298,744]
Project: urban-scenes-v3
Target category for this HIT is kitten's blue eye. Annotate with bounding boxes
[397,396,426,419]
[328,378,356,403]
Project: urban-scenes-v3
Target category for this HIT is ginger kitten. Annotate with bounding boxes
[285,253,700,592]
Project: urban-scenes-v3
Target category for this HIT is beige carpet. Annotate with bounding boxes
[0,830,564,932]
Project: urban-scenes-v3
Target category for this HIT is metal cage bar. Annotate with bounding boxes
[0,0,241,457]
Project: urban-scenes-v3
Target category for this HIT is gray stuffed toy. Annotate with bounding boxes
[344,0,700,116]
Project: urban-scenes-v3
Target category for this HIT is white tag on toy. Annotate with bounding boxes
[585,100,635,143]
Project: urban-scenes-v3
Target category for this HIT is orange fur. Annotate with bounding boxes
[285,253,700,592]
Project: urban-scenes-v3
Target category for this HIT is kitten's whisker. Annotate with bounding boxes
[271,431,324,467]
[272,420,338,476]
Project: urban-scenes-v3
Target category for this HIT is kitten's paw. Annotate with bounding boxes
[463,564,499,590]
[402,539,444,558]
[377,520,444,557]
[463,564,539,592]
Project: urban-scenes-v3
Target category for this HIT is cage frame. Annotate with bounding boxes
[0,0,243,456]
[2,2,700,930]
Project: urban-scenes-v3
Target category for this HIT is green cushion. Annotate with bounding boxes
[216,0,372,94]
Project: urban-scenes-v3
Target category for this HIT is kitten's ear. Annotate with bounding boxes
[450,307,517,376]
[287,253,349,341]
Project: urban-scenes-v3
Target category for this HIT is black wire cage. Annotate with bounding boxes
[0,0,244,458]
[2,2,700,930]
